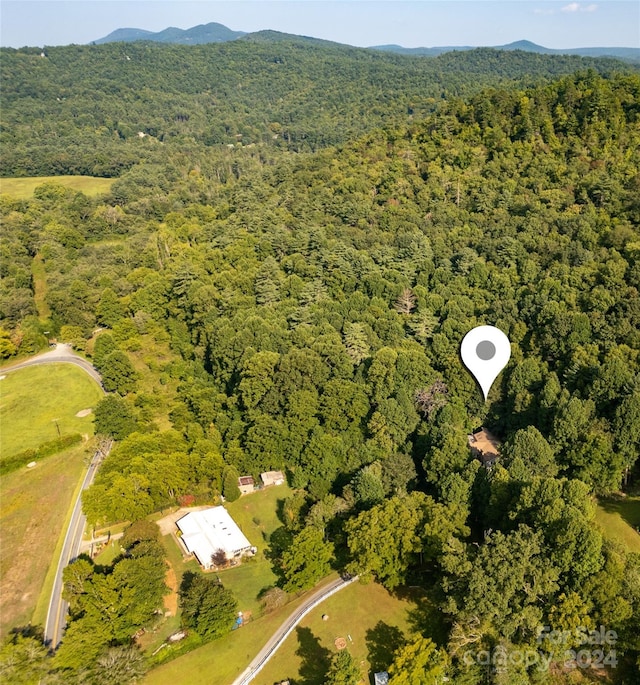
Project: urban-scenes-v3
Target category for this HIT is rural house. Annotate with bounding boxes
[176,506,255,570]
[468,428,501,468]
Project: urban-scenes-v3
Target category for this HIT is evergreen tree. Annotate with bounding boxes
[222,466,241,502]
[325,649,361,685]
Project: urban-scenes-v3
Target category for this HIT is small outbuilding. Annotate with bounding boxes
[374,673,390,685]
[260,470,285,487]
[238,475,255,495]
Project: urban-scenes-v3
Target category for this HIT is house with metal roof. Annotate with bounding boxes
[176,506,255,569]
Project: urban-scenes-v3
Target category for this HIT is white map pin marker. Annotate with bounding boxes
[461,325,511,401]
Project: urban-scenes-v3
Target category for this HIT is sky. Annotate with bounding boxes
[1,0,638,50]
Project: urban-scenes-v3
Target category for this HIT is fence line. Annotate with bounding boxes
[233,575,359,685]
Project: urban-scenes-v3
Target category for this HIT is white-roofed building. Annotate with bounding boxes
[176,506,255,569]
[260,470,285,487]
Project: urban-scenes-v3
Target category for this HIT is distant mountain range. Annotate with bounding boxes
[93,22,246,45]
[93,23,640,62]
[371,39,640,61]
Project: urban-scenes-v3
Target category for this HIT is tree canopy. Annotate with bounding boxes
[2,38,640,684]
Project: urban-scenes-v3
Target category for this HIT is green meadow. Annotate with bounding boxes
[596,496,640,553]
[0,363,102,459]
[0,175,113,199]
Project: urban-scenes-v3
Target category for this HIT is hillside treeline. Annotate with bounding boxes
[1,63,639,683]
[0,38,634,175]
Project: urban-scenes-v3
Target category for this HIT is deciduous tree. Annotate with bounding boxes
[280,527,334,593]
[179,572,237,640]
[325,649,361,685]
[388,635,448,685]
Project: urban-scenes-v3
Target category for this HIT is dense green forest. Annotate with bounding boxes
[1,38,640,685]
[0,38,634,175]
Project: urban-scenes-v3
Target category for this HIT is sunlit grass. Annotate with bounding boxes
[596,496,640,553]
[0,175,114,199]
[1,440,94,637]
[0,364,102,459]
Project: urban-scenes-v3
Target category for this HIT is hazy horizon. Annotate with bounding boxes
[1,1,638,50]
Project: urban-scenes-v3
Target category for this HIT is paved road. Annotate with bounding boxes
[231,574,359,685]
[1,343,103,386]
[43,440,111,648]
[3,343,107,648]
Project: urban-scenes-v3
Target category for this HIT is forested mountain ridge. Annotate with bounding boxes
[91,22,640,62]
[1,54,640,683]
[3,68,639,515]
[372,39,640,62]
[94,22,246,45]
[1,39,635,177]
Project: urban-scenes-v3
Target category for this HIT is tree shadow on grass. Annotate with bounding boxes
[392,586,449,646]
[365,621,405,673]
[294,626,331,685]
[264,525,293,586]
[407,597,449,646]
[598,495,640,531]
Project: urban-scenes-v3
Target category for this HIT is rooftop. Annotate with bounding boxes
[468,428,500,456]
[177,506,253,567]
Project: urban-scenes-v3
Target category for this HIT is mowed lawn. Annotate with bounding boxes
[0,175,114,199]
[0,440,93,637]
[140,486,291,657]
[144,580,428,685]
[0,364,102,458]
[254,582,431,685]
[225,484,292,546]
[596,496,640,553]
[220,486,292,614]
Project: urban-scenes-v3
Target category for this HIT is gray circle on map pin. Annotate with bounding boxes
[476,340,496,361]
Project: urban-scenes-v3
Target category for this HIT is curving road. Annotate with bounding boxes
[1,343,103,387]
[231,574,359,685]
[4,346,355,663]
[3,344,108,648]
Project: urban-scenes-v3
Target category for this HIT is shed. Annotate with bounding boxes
[260,470,285,487]
[238,475,255,495]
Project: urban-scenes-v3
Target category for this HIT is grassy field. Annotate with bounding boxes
[222,485,292,615]
[255,583,438,685]
[143,576,338,685]
[225,484,292,548]
[595,496,640,553]
[0,364,102,458]
[31,254,51,321]
[0,440,94,637]
[0,175,114,198]
[220,560,279,618]
[144,580,430,685]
